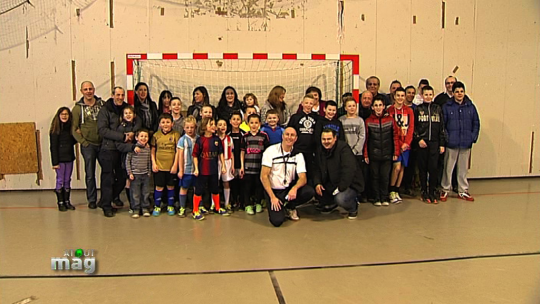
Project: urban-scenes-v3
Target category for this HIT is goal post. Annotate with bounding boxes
[126,53,360,112]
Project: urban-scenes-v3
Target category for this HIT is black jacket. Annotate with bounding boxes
[313,117,345,142]
[50,124,76,166]
[414,102,446,145]
[98,99,142,151]
[313,140,364,194]
[134,98,159,132]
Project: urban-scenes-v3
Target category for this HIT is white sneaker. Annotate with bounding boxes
[390,192,399,204]
[381,201,390,206]
[288,209,300,221]
[131,213,140,219]
[374,202,382,206]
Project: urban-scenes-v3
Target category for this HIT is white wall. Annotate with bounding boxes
[0,0,539,190]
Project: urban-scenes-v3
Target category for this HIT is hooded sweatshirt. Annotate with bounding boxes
[287,110,319,152]
[71,95,105,147]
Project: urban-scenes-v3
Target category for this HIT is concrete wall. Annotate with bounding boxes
[0,0,539,190]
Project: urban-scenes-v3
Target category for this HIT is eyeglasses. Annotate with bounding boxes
[367,83,379,86]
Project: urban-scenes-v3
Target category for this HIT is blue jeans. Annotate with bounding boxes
[80,144,101,203]
[130,174,150,210]
[316,187,358,212]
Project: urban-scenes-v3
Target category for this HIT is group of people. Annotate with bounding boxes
[49,76,480,227]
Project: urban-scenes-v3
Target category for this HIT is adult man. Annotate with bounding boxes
[434,76,457,107]
[358,90,373,120]
[261,127,315,227]
[387,80,402,105]
[71,81,105,209]
[97,87,142,217]
[440,82,480,202]
[413,79,430,105]
[313,129,363,219]
[364,76,390,106]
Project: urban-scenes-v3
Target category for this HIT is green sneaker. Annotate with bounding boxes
[199,206,209,214]
[226,204,233,214]
[167,206,175,216]
[178,207,186,218]
[255,204,263,213]
[217,208,230,216]
[245,205,255,215]
[152,207,161,217]
[193,211,205,220]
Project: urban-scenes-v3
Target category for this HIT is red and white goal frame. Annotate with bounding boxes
[125,52,360,105]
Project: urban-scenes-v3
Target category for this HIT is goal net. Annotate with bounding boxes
[126,53,359,113]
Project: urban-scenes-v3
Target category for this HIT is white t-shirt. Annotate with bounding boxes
[261,143,306,190]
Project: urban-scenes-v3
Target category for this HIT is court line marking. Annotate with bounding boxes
[0,251,538,280]
[1,191,539,210]
[269,271,286,304]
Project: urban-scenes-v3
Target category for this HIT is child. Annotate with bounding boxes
[240,106,257,133]
[387,87,415,204]
[227,111,245,210]
[192,117,229,220]
[287,94,319,182]
[297,86,326,116]
[50,107,77,211]
[339,97,366,201]
[364,96,401,206]
[115,105,140,211]
[171,97,184,135]
[197,104,215,133]
[158,90,173,115]
[151,113,181,216]
[242,93,260,114]
[241,114,270,215]
[176,116,198,217]
[313,100,345,142]
[260,109,284,145]
[126,129,152,218]
[217,119,235,212]
[440,81,479,202]
[414,85,446,203]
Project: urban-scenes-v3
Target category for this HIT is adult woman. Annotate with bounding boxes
[216,86,242,123]
[188,86,214,121]
[297,86,325,116]
[260,85,290,127]
[133,82,159,133]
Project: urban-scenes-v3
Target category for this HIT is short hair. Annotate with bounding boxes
[244,105,256,113]
[199,117,214,136]
[395,87,406,94]
[112,86,125,95]
[373,95,386,103]
[230,111,243,120]
[80,81,94,89]
[136,128,149,136]
[366,76,380,84]
[321,128,337,137]
[303,93,316,101]
[184,115,197,126]
[452,81,465,92]
[390,80,402,86]
[325,100,338,109]
[422,85,434,93]
[404,85,415,92]
[247,113,261,123]
[343,96,356,106]
[445,75,458,83]
[266,109,279,117]
[419,79,430,86]
[158,113,173,122]
[123,105,135,115]
[170,97,182,104]
[342,92,353,99]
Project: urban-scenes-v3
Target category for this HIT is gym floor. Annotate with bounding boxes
[0,178,539,304]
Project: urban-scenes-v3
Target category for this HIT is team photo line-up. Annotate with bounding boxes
[49,76,480,227]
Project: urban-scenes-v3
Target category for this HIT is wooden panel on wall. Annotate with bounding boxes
[409,0,444,92]
[0,123,39,175]
[375,0,412,91]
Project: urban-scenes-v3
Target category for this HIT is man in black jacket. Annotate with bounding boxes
[97,87,142,217]
[313,129,363,219]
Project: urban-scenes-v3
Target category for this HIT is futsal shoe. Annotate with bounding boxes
[287,209,300,221]
[458,192,475,201]
[192,211,205,220]
[440,191,448,202]
[421,192,432,204]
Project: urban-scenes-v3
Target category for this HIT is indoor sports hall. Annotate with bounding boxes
[0,0,539,303]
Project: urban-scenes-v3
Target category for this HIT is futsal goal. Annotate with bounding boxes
[126,53,360,112]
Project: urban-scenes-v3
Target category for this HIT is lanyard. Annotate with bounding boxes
[280,145,292,185]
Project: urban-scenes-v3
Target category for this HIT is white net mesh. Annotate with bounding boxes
[134,58,353,112]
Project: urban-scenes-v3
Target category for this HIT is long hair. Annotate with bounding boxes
[158,90,173,114]
[199,117,214,136]
[305,86,322,101]
[218,86,241,110]
[192,86,210,105]
[134,82,153,106]
[49,107,72,135]
[267,86,286,110]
